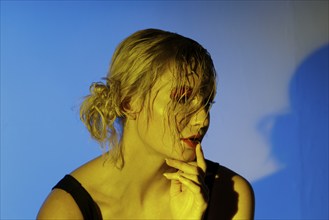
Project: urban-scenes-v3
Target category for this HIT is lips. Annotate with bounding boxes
[181,134,202,148]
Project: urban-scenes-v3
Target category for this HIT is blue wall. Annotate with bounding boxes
[254,45,329,219]
[1,1,328,219]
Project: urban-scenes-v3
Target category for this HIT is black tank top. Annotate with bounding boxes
[52,175,102,219]
[53,160,224,220]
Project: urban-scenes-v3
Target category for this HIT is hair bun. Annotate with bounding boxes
[90,82,110,99]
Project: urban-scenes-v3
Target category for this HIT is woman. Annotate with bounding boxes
[37,29,254,219]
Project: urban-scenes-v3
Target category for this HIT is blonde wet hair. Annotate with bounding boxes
[80,29,217,166]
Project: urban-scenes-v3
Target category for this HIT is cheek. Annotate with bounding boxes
[150,97,170,131]
[150,104,180,148]
[148,107,195,161]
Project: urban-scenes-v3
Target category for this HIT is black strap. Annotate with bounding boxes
[53,175,102,220]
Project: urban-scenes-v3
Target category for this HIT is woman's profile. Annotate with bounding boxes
[37,29,254,219]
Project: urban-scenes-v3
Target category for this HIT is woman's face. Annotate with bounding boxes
[133,68,211,162]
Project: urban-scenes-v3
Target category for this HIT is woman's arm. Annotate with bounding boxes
[37,189,83,220]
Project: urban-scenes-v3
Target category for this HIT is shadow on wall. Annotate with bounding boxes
[254,44,329,219]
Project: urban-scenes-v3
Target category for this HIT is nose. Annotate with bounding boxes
[190,107,210,129]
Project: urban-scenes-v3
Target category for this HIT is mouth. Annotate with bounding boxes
[180,134,202,148]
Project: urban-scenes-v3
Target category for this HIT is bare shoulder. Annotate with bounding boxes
[231,174,255,219]
[37,155,105,219]
[37,188,83,219]
[205,161,255,219]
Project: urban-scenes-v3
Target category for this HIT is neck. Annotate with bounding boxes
[106,122,174,205]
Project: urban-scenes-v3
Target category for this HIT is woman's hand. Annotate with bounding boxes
[163,143,209,220]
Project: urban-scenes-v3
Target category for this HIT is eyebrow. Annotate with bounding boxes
[186,71,200,78]
[172,86,193,90]
[170,87,193,98]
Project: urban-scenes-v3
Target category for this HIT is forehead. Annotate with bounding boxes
[156,67,202,90]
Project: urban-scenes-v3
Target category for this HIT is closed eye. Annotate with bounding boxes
[171,87,193,104]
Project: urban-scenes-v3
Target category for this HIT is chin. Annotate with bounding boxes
[181,150,196,162]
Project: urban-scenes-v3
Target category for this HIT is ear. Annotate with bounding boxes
[121,97,139,120]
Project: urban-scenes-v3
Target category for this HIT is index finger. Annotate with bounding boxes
[196,143,207,173]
